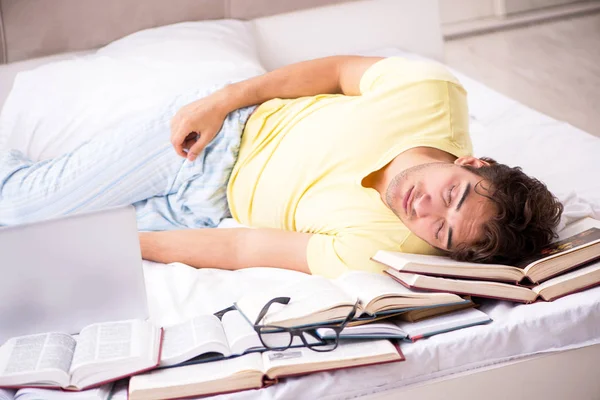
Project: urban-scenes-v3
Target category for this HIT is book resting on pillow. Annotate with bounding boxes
[128,339,404,400]
[234,271,467,328]
[0,320,162,391]
[373,227,600,284]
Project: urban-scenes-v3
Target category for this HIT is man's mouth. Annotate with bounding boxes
[403,186,414,216]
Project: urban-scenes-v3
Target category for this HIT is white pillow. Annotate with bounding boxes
[0,20,266,160]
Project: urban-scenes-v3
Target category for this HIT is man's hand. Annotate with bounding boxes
[170,91,232,162]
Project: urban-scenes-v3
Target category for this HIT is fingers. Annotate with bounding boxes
[170,118,189,158]
[186,130,215,162]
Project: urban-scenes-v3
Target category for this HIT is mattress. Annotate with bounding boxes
[2,45,600,399]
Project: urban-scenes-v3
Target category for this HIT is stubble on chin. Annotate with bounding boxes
[385,173,405,219]
[385,162,436,220]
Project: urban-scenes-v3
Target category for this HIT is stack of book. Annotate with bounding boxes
[373,225,600,304]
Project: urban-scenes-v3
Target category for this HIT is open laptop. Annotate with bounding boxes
[0,206,148,343]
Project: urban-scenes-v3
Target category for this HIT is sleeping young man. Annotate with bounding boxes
[0,56,563,278]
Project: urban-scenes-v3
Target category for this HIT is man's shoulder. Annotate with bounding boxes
[364,57,463,89]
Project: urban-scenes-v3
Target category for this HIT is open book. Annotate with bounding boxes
[129,340,403,400]
[386,261,600,303]
[234,271,466,328]
[160,310,321,368]
[374,227,600,284]
[316,308,491,341]
[0,320,162,391]
[0,383,114,400]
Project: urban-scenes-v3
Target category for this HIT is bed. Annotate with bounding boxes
[1,1,599,399]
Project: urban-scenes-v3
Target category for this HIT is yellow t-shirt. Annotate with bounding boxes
[227,57,473,278]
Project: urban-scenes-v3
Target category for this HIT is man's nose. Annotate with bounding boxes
[413,193,432,218]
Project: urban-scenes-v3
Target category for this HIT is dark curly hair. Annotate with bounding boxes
[449,157,563,266]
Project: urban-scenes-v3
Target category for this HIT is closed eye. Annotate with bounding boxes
[435,220,444,240]
[446,185,455,206]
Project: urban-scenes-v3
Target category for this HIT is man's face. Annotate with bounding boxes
[386,161,496,251]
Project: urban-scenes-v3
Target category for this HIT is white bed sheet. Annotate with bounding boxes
[139,48,600,399]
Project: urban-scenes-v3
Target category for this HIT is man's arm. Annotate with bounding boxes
[219,55,383,109]
[171,56,383,160]
[139,228,312,274]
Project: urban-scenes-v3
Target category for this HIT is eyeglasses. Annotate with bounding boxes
[253,296,359,353]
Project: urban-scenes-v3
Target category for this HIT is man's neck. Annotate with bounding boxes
[362,147,457,200]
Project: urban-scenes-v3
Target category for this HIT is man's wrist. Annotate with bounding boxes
[214,83,248,115]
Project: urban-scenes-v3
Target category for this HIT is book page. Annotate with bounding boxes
[129,353,264,399]
[388,271,538,303]
[14,382,113,400]
[262,339,399,378]
[221,311,262,355]
[374,251,512,270]
[0,333,76,376]
[160,315,231,367]
[533,262,600,300]
[70,320,146,372]
[336,271,456,307]
[374,251,525,282]
[235,277,355,327]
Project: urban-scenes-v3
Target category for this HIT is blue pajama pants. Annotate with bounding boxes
[0,87,255,231]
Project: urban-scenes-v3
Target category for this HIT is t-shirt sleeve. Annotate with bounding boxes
[306,230,442,279]
[358,56,472,158]
[359,56,462,95]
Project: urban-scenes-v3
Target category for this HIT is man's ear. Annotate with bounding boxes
[454,156,490,168]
